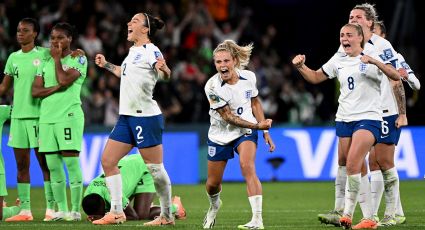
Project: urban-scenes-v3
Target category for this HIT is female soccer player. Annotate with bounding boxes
[317,3,408,228]
[368,20,420,226]
[93,13,174,226]
[32,22,87,221]
[0,18,53,222]
[292,23,400,229]
[203,40,275,229]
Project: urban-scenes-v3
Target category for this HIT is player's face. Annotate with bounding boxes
[340,26,362,56]
[127,13,149,43]
[214,50,237,81]
[349,9,373,32]
[16,22,37,45]
[50,29,72,51]
[373,24,385,38]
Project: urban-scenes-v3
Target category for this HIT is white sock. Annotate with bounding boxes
[358,175,373,219]
[248,195,263,223]
[105,174,123,214]
[344,173,361,217]
[207,190,221,209]
[370,170,384,216]
[335,166,347,212]
[147,163,173,220]
[383,167,399,217]
[395,189,405,216]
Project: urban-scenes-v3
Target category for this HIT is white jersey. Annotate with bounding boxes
[337,34,400,117]
[398,53,421,90]
[119,43,163,117]
[205,69,258,145]
[369,34,400,116]
[322,50,385,122]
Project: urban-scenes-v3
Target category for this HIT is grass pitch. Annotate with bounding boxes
[2,181,424,229]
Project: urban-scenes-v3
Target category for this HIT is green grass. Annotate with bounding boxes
[2,181,424,229]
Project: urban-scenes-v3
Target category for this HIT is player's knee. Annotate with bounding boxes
[240,162,255,178]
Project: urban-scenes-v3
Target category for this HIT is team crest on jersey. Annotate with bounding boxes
[379,49,394,61]
[154,51,162,59]
[33,58,41,66]
[401,61,411,70]
[359,63,367,72]
[62,64,70,71]
[208,146,216,157]
[245,90,252,99]
[133,53,142,63]
[78,56,86,65]
[209,94,220,104]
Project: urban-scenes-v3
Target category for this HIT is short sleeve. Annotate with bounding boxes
[148,45,163,68]
[3,53,15,76]
[321,54,339,79]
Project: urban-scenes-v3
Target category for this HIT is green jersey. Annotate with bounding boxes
[84,154,153,209]
[0,105,11,174]
[3,47,49,118]
[37,54,87,123]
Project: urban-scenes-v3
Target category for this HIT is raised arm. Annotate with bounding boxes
[154,57,171,80]
[292,54,328,84]
[360,55,400,81]
[95,54,121,77]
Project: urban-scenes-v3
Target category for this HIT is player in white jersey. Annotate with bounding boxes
[317,4,407,229]
[94,13,174,226]
[292,23,400,230]
[368,20,420,226]
[203,40,275,230]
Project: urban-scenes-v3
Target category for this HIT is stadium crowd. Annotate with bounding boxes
[0,0,423,126]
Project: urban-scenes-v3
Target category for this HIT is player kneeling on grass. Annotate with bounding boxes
[83,154,186,223]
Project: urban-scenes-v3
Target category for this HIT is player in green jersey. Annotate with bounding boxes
[0,18,53,222]
[0,105,21,221]
[82,154,186,222]
[32,22,87,221]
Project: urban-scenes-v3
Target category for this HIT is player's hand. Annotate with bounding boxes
[95,54,107,68]
[360,54,377,65]
[155,57,168,72]
[292,54,306,68]
[257,119,272,130]
[50,42,62,60]
[398,68,409,81]
[395,114,408,128]
[263,132,276,152]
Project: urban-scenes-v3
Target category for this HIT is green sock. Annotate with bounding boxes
[44,181,55,210]
[46,154,68,212]
[2,206,20,220]
[171,203,177,214]
[17,183,31,211]
[63,157,82,212]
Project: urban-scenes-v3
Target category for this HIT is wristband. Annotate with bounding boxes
[263,130,269,133]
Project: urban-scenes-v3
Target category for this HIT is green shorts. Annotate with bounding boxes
[134,172,155,194]
[8,118,39,148]
[39,118,84,152]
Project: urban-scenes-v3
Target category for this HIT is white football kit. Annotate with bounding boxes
[205,69,259,145]
[119,43,163,117]
[322,49,387,122]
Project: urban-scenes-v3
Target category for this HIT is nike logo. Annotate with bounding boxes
[136,140,144,144]
[380,135,389,138]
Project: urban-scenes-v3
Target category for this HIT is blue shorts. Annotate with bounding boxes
[109,115,164,148]
[377,115,401,145]
[336,120,381,141]
[207,130,258,161]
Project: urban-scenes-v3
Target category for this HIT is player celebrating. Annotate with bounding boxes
[368,20,420,226]
[203,40,275,229]
[32,22,87,221]
[293,23,400,229]
[93,12,174,226]
[82,154,186,221]
[0,18,53,222]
